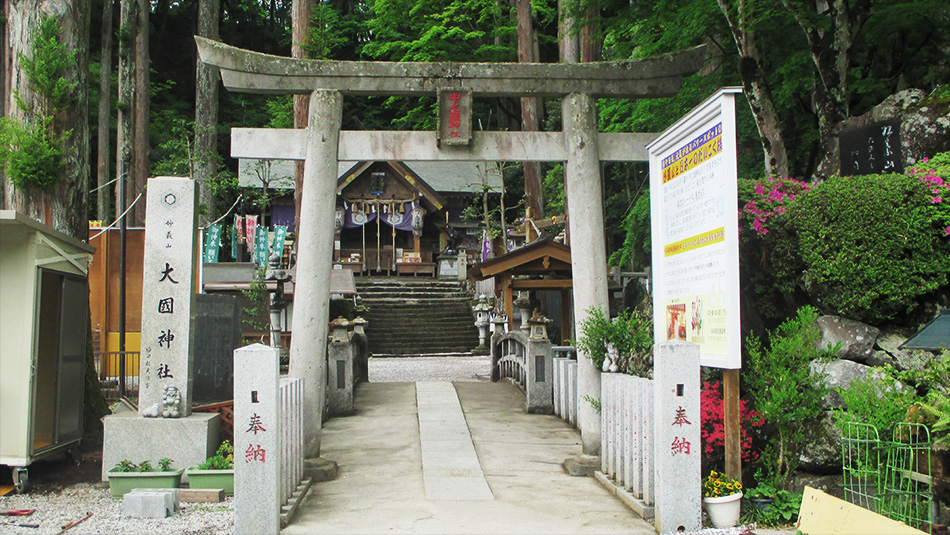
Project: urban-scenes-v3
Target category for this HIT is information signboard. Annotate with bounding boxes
[648,88,743,369]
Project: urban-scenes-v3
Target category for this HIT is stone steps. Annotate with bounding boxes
[356,278,478,356]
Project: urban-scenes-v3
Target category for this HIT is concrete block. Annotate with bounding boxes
[102,412,220,481]
[180,488,225,503]
[304,458,338,482]
[562,454,600,477]
[123,489,180,518]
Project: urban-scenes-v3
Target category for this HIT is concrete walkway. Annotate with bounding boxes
[283,381,656,534]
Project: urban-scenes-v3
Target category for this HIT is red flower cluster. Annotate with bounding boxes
[741,176,811,235]
[699,380,764,463]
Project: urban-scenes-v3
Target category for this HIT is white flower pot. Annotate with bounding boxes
[703,491,742,528]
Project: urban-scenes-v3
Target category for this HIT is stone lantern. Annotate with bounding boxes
[351,316,369,337]
[513,291,532,330]
[491,313,508,336]
[265,253,292,349]
[329,317,350,343]
[473,294,492,351]
[527,311,552,340]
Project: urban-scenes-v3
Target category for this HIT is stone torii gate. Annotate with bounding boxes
[196,37,705,458]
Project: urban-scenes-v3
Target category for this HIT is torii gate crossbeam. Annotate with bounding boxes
[197,37,706,458]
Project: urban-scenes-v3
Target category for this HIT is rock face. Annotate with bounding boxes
[816,88,950,179]
[810,359,874,409]
[816,316,879,362]
[874,329,942,372]
[798,413,842,474]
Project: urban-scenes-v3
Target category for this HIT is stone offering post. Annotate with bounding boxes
[653,340,701,532]
[234,344,280,535]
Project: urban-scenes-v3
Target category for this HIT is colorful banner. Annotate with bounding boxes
[244,215,258,254]
[254,225,270,268]
[271,225,288,262]
[203,224,222,263]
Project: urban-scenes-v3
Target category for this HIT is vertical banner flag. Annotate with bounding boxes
[244,215,258,255]
[271,225,288,263]
[648,88,743,369]
[254,225,270,268]
[203,224,222,263]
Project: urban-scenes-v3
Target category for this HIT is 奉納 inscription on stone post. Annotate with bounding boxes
[653,340,701,532]
[139,177,198,418]
[234,344,280,535]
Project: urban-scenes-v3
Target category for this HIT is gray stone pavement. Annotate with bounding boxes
[283,381,656,534]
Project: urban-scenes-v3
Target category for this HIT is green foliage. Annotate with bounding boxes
[0,118,63,191]
[574,306,653,374]
[608,191,651,270]
[18,15,78,116]
[197,440,235,470]
[242,268,270,334]
[0,15,76,192]
[112,458,175,473]
[583,394,601,414]
[833,367,918,436]
[785,173,950,324]
[742,488,802,527]
[745,306,836,489]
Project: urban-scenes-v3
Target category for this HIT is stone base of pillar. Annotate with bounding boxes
[561,454,601,477]
[304,457,339,482]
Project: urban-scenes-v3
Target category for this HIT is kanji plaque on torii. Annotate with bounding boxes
[437,88,472,146]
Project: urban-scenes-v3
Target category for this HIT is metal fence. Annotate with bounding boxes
[93,351,140,399]
[842,421,934,530]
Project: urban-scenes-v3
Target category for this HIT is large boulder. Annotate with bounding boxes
[815,88,950,179]
[816,315,879,362]
[798,412,843,474]
[875,329,940,372]
[810,359,873,408]
[788,472,844,499]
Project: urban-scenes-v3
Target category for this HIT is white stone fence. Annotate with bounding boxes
[234,344,308,535]
[490,329,553,413]
[552,347,578,425]
[600,372,655,509]
[278,377,305,509]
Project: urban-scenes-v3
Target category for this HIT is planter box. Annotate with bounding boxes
[107,468,184,498]
[186,468,234,496]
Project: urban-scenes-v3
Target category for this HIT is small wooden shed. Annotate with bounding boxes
[0,211,94,492]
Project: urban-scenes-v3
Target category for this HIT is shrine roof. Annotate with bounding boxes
[469,239,573,281]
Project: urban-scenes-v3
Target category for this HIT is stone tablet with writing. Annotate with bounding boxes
[653,340,701,532]
[139,177,198,418]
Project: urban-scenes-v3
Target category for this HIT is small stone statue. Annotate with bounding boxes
[161,385,183,418]
[603,344,620,373]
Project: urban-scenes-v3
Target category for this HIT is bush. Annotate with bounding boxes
[833,366,917,436]
[784,173,950,324]
[574,306,653,375]
[745,306,836,489]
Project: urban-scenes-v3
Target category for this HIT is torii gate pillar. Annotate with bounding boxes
[289,89,343,456]
[563,93,608,454]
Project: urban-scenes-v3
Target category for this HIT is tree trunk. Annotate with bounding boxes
[3,0,91,238]
[292,0,311,242]
[717,0,790,177]
[97,0,115,221]
[780,0,870,179]
[195,0,220,225]
[132,0,149,226]
[517,0,543,240]
[116,0,135,220]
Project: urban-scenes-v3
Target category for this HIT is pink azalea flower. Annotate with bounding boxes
[754,184,765,195]
[752,218,767,235]
[945,226,950,237]
[931,197,943,204]
[923,157,929,163]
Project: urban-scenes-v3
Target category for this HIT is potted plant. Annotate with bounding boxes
[702,470,743,528]
[186,440,235,495]
[107,458,183,498]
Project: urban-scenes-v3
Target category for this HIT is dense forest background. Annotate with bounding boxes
[3,0,950,325]
[77,0,949,268]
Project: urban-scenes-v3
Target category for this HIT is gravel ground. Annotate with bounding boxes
[0,356,488,535]
[368,354,491,383]
[0,483,233,534]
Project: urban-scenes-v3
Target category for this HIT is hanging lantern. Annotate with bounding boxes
[411,205,427,237]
